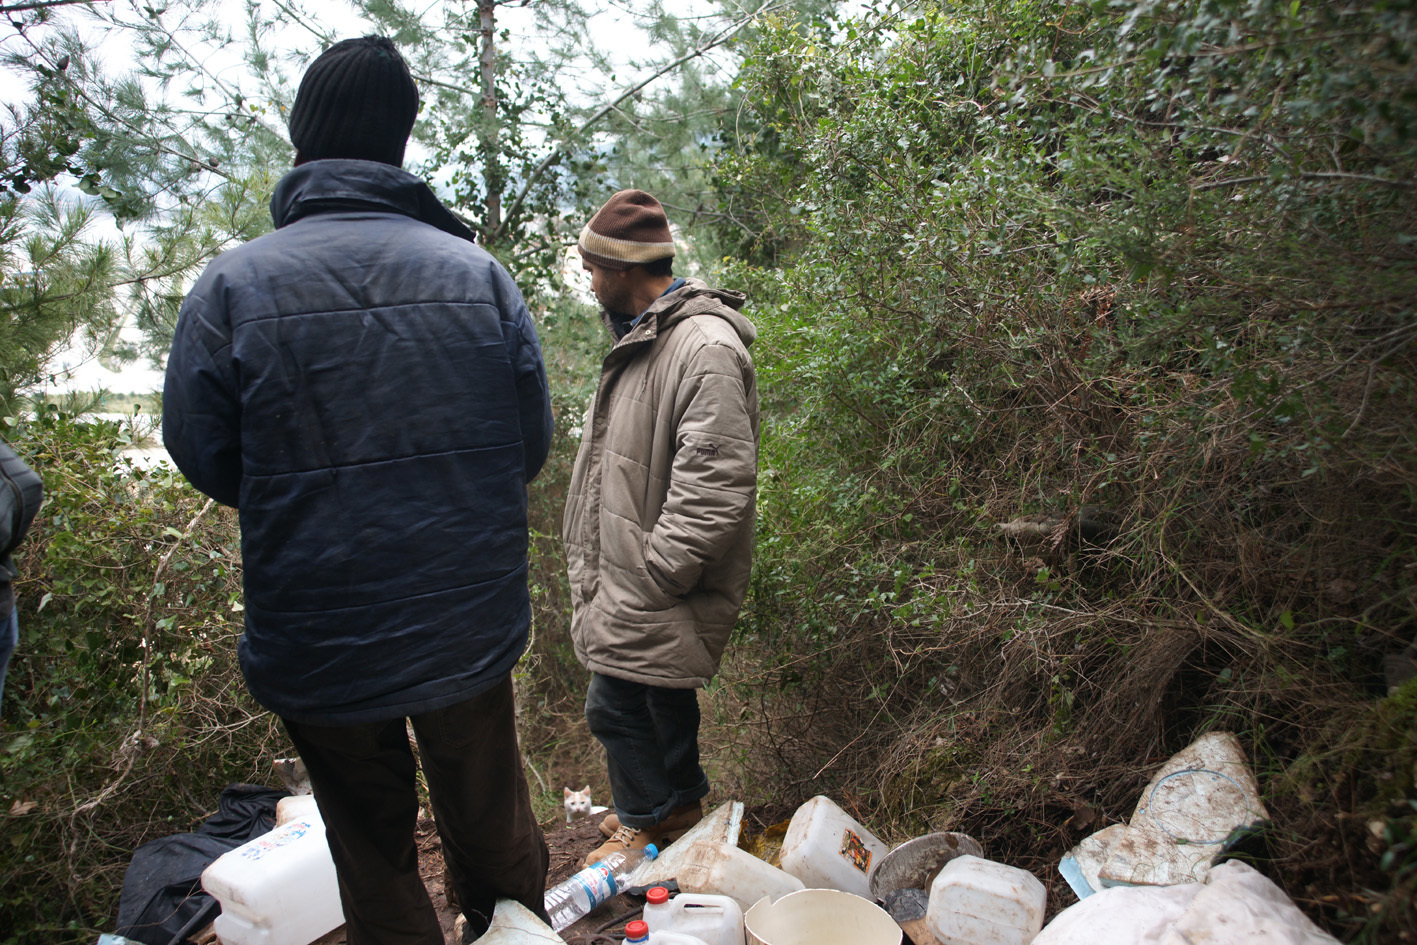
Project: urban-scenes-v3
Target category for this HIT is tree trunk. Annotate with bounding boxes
[479,0,501,237]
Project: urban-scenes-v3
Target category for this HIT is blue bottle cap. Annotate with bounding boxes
[644,843,660,859]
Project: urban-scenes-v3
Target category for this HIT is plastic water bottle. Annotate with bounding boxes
[543,843,660,932]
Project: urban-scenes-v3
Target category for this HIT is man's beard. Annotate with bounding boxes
[598,283,638,339]
[605,306,637,340]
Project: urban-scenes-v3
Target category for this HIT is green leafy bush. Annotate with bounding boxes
[708,0,1417,935]
[0,409,268,942]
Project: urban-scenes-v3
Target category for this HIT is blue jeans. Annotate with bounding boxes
[584,673,710,829]
[0,608,17,708]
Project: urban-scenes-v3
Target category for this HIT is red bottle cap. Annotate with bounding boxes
[626,918,649,942]
[646,886,670,905]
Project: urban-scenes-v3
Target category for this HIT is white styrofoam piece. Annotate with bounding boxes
[1058,824,1128,898]
[469,897,567,943]
[632,801,743,888]
[1097,732,1268,888]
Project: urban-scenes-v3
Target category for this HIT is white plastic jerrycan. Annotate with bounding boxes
[200,812,344,945]
[778,796,890,899]
[926,854,1046,945]
[644,886,745,945]
[274,793,319,826]
[676,840,806,912]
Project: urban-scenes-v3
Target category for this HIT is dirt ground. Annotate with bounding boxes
[310,809,638,945]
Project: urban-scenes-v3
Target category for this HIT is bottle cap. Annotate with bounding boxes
[644,842,660,859]
[625,919,649,943]
[646,885,670,905]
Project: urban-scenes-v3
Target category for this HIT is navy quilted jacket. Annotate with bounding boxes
[163,160,553,725]
[1,438,44,622]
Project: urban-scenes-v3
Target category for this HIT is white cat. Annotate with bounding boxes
[563,785,608,823]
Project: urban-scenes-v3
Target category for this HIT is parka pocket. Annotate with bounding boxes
[633,557,682,613]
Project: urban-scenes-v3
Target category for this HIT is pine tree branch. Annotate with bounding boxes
[492,0,792,243]
[264,0,336,49]
[99,5,288,142]
[13,31,237,182]
[0,0,107,13]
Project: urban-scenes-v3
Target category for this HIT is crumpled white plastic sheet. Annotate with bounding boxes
[1061,731,1270,894]
[1034,860,1339,945]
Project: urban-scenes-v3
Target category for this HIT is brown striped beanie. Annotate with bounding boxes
[288,36,419,167]
[578,190,676,270]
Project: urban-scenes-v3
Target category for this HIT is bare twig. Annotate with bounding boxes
[1195,171,1417,192]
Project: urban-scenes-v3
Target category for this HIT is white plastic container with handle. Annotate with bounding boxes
[926,854,1047,945]
[778,796,890,899]
[200,813,344,945]
[676,840,805,912]
[643,886,745,945]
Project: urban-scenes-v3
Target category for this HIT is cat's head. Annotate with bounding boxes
[563,785,593,815]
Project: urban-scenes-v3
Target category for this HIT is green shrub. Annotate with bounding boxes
[0,409,270,942]
[707,0,1417,934]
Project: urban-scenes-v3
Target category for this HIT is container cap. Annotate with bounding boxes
[625,919,649,943]
[645,843,660,859]
[647,885,671,904]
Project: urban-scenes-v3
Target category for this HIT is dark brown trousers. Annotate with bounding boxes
[283,674,549,944]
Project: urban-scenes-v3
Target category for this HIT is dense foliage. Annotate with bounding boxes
[0,411,264,938]
[704,0,1417,939]
[3,0,1416,941]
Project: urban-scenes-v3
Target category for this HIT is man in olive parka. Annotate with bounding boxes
[563,190,759,865]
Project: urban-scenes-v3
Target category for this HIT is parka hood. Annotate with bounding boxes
[270,160,479,245]
[603,278,755,350]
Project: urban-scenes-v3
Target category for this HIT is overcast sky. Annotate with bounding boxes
[5,0,730,397]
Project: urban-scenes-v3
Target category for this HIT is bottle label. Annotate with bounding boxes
[571,863,617,906]
[838,828,872,874]
[236,819,316,861]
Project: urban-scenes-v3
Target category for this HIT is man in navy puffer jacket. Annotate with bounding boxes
[163,36,553,942]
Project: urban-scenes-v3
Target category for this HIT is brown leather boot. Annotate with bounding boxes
[597,799,703,838]
[584,800,704,866]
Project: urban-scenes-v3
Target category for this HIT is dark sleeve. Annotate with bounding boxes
[496,270,554,483]
[0,439,44,556]
[162,281,243,507]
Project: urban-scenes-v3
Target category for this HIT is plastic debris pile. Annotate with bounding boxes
[107,730,1342,945]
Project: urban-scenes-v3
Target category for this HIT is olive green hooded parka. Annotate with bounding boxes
[563,278,759,689]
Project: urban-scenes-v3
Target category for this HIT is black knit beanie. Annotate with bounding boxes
[287,35,419,167]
